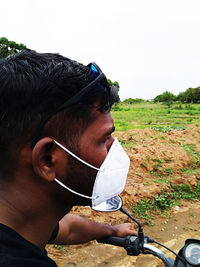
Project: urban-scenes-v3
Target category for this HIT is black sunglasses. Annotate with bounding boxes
[31,62,110,147]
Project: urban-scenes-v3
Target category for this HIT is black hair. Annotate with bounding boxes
[0,50,116,178]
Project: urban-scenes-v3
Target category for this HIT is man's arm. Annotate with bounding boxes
[51,214,136,245]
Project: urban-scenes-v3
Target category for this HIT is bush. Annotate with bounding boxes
[123,98,145,104]
[154,91,176,103]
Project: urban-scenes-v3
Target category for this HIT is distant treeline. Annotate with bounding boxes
[123,87,200,104]
[154,88,200,103]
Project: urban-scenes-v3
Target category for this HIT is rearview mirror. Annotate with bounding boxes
[92,195,122,212]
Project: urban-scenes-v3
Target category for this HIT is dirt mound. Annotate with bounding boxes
[119,126,200,205]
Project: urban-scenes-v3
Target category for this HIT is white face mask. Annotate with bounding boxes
[53,138,130,207]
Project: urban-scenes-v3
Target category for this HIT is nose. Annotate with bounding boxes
[107,136,115,152]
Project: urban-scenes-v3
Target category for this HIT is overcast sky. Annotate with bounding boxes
[1,0,200,100]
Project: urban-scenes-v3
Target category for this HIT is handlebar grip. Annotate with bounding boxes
[97,236,126,247]
[98,235,140,256]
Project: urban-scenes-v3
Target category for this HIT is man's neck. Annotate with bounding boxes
[0,183,71,250]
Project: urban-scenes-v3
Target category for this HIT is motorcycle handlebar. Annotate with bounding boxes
[98,236,129,247]
[98,235,153,248]
[98,235,173,266]
[98,235,140,256]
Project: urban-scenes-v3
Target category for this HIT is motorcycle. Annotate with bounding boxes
[93,196,200,267]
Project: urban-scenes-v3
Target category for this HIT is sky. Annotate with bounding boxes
[1,0,200,100]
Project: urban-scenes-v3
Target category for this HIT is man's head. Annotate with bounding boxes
[0,50,117,187]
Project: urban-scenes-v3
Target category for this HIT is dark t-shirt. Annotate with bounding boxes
[0,223,58,267]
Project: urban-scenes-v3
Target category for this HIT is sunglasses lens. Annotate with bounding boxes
[91,64,99,73]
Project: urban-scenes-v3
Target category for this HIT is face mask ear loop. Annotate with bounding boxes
[54,178,96,200]
[54,140,101,171]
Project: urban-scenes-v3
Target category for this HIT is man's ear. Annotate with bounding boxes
[32,137,58,182]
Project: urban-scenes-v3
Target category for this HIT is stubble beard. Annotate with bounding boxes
[57,155,98,207]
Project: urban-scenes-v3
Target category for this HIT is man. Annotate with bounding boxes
[0,50,135,266]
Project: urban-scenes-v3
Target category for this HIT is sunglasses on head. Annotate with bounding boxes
[31,62,110,147]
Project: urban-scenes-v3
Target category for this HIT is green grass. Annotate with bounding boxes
[120,139,136,148]
[181,144,200,167]
[182,144,200,159]
[151,125,186,132]
[112,102,200,131]
[130,182,200,224]
[130,199,154,225]
[53,245,65,252]
[152,177,172,186]
[180,167,200,176]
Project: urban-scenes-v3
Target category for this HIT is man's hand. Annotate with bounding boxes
[111,223,137,237]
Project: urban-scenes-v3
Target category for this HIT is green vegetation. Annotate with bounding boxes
[154,91,176,103]
[152,177,172,186]
[0,37,26,59]
[151,125,186,133]
[53,245,65,252]
[151,87,200,104]
[120,139,136,148]
[182,144,200,159]
[177,87,200,103]
[108,79,120,103]
[180,167,200,176]
[130,182,200,224]
[112,102,200,131]
[123,86,200,104]
[130,199,154,225]
[181,144,200,167]
[123,98,145,104]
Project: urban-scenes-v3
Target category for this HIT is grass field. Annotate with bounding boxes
[111,102,200,131]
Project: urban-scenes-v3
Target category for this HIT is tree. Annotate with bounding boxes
[177,87,200,103]
[154,91,176,103]
[177,91,187,103]
[0,37,27,59]
[107,79,120,102]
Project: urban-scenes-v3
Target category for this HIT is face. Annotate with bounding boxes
[79,111,115,168]
[57,110,115,206]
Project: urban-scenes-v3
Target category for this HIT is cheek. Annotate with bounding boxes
[86,144,108,168]
[81,136,114,169]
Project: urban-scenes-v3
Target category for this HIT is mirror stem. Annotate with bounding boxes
[120,207,142,229]
[120,207,144,250]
